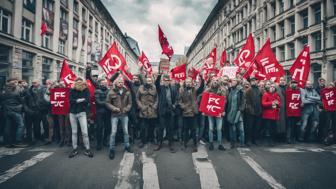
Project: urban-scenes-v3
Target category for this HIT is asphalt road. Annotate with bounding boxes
[0,141,335,189]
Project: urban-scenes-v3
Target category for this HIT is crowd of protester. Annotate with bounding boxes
[0,65,335,160]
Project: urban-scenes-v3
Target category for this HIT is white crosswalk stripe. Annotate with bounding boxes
[141,152,160,189]
[238,148,286,189]
[192,145,220,189]
[0,148,25,158]
[0,152,53,184]
[115,152,135,189]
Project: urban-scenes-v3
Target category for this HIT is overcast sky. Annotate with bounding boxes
[102,0,217,62]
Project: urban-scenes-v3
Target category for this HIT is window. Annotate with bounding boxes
[313,4,321,24]
[279,0,284,13]
[279,21,284,39]
[288,43,295,59]
[270,1,276,16]
[313,32,322,51]
[73,19,78,30]
[301,10,308,29]
[60,8,67,21]
[43,0,53,11]
[82,8,86,21]
[60,0,68,7]
[23,0,36,13]
[58,39,65,54]
[21,18,33,42]
[0,8,11,34]
[279,46,285,61]
[42,34,51,49]
[289,16,295,35]
[301,36,308,46]
[73,0,79,13]
[270,26,276,41]
[289,0,294,8]
[22,51,34,84]
[42,57,52,82]
[312,63,321,87]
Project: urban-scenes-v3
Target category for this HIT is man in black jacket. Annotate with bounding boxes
[1,78,26,147]
[94,78,109,150]
[154,74,178,152]
[24,80,43,144]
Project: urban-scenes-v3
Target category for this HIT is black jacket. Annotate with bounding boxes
[24,86,42,115]
[0,84,24,113]
[155,75,179,116]
[69,87,90,114]
[94,86,109,114]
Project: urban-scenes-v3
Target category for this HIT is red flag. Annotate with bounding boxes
[60,59,77,88]
[86,79,96,120]
[285,89,302,117]
[220,50,227,68]
[138,51,153,74]
[99,42,126,79]
[188,67,200,81]
[123,67,134,81]
[321,88,336,112]
[199,91,226,117]
[289,45,310,88]
[158,25,174,60]
[50,88,70,115]
[234,33,255,69]
[171,64,186,81]
[245,39,284,82]
[40,22,47,36]
[203,48,217,70]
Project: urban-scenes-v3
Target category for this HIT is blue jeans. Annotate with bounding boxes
[110,115,130,150]
[69,112,90,150]
[196,114,206,141]
[208,116,223,144]
[229,121,245,145]
[4,111,24,144]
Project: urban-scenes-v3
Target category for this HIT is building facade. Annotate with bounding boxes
[0,0,139,89]
[186,0,336,85]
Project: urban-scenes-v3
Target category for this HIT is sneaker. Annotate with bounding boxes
[109,150,115,160]
[84,149,94,158]
[209,143,214,151]
[138,143,145,148]
[153,144,161,151]
[218,145,226,151]
[199,139,206,145]
[68,149,78,158]
[125,146,133,153]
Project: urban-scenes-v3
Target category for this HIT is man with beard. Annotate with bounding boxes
[179,76,204,152]
[136,76,158,148]
[106,77,133,159]
[299,81,320,142]
[245,77,262,146]
[94,78,109,150]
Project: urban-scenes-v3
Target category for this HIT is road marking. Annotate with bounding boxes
[115,152,135,189]
[0,152,53,184]
[192,145,220,189]
[268,148,304,153]
[141,152,160,189]
[238,148,286,189]
[0,148,24,158]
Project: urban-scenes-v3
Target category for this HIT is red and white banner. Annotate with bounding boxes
[289,45,310,88]
[245,39,284,82]
[220,50,227,68]
[285,89,301,117]
[203,47,217,70]
[188,67,200,81]
[40,22,47,36]
[158,25,174,60]
[321,88,336,112]
[50,88,70,115]
[218,66,239,79]
[60,59,77,88]
[234,33,255,70]
[171,64,186,81]
[99,42,126,79]
[199,92,226,117]
[138,51,153,74]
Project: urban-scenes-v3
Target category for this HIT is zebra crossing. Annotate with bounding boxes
[0,143,335,189]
